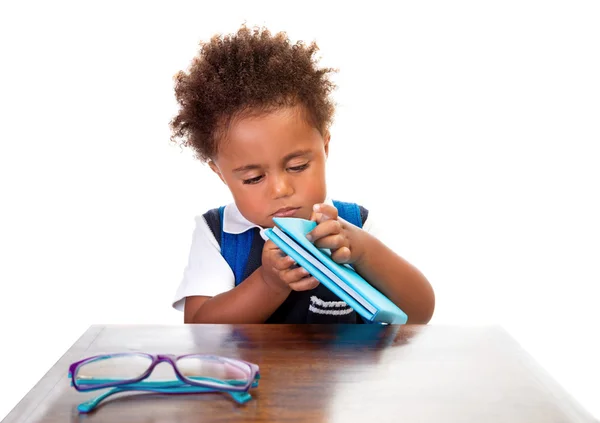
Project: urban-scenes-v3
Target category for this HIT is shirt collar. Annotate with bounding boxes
[223,197,335,239]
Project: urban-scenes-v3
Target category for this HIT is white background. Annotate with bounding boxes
[1,0,599,420]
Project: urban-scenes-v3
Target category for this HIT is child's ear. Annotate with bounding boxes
[323,132,331,158]
[208,160,227,185]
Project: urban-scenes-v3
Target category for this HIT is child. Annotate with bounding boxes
[169,25,435,324]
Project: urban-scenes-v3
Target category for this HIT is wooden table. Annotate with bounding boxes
[2,324,596,423]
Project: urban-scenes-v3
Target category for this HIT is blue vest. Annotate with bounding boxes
[203,200,368,323]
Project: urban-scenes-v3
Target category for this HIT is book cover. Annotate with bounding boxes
[264,217,408,325]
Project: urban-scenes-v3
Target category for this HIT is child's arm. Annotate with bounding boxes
[184,240,319,323]
[307,204,435,324]
[184,268,289,323]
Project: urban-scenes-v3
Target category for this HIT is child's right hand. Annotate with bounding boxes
[260,240,320,292]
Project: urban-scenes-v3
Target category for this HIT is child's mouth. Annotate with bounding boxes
[272,207,300,217]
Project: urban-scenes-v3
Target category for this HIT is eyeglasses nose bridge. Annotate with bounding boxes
[154,354,179,367]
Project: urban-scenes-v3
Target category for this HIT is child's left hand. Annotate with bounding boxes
[306,203,365,265]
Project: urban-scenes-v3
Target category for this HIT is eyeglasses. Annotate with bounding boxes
[68,352,260,413]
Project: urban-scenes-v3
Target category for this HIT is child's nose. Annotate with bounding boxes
[271,173,294,198]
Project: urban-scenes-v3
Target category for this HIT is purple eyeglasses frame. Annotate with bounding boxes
[68,352,260,393]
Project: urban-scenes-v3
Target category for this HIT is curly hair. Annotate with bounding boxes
[169,25,337,163]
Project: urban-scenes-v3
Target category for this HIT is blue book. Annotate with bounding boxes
[264,217,408,325]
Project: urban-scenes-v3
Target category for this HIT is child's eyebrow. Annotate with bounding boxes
[232,150,312,173]
[232,164,262,173]
[283,149,312,161]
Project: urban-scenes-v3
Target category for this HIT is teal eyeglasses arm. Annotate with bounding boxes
[76,378,260,413]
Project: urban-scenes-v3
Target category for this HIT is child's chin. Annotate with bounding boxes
[298,209,315,221]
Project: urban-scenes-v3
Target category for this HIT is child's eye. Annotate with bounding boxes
[288,163,309,172]
[243,175,264,185]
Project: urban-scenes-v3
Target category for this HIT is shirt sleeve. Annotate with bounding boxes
[361,208,383,238]
[172,216,235,312]
[361,208,399,254]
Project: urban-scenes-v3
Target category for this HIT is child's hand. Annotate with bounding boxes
[307,203,365,265]
[260,240,320,292]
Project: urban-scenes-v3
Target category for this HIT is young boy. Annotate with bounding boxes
[169,25,435,324]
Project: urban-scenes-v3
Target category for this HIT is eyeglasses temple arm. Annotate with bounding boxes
[77,384,253,413]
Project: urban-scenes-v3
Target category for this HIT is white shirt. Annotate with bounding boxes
[172,198,384,312]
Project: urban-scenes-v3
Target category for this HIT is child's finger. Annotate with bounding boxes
[280,265,310,284]
[312,203,338,221]
[288,277,319,292]
[312,234,347,251]
[264,239,281,252]
[310,211,323,223]
[306,219,342,242]
[331,246,352,264]
[272,253,296,270]
[264,240,289,260]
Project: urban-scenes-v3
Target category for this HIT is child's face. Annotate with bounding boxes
[210,105,329,228]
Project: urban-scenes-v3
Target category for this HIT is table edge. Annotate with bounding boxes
[2,325,105,423]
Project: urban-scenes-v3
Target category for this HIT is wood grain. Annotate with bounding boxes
[2,324,596,423]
